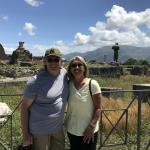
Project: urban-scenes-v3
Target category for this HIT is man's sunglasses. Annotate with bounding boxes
[46,58,60,63]
[71,63,83,68]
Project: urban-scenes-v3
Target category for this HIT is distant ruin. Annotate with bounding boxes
[10,42,32,64]
[0,43,7,60]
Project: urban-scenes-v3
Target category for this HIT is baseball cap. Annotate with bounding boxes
[44,48,61,58]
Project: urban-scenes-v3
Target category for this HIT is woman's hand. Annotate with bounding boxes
[83,125,95,144]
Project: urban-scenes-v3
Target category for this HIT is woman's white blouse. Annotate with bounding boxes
[66,78,101,136]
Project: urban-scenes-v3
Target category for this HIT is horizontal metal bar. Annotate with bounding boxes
[101,108,127,111]
[0,89,150,96]
[102,89,150,93]
[0,94,23,96]
[100,142,126,147]
[0,114,11,117]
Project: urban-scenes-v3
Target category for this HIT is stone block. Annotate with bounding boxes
[133,84,150,102]
[89,66,123,78]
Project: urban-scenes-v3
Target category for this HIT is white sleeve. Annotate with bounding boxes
[91,79,101,95]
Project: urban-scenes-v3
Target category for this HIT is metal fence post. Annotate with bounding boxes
[10,115,12,150]
[137,93,142,150]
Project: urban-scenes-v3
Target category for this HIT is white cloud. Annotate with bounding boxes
[22,5,150,55]
[54,40,64,46]
[66,5,150,53]
[4,5,150,55]
[4,47,14,54]
[105,5,150,30]
[24,0,43,7]
[0,15,8,21]
[24,22,36,36]
[18,32,22,36]
[31,44,48,56]
[2,16,8,21]
[73,33,90,45]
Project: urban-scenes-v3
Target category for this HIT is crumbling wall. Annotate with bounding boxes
[89,66,123,77]
[0,43,6,60]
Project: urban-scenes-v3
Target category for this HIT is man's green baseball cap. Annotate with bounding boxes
[44,48,62,58]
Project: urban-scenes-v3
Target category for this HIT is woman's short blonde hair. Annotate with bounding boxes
[67,56,89,80]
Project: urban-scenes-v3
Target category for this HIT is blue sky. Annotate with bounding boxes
[0,0,150,56]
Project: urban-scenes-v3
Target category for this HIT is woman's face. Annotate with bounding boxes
[70,60,85,78]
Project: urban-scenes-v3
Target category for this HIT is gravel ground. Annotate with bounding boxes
[0,76,31,83]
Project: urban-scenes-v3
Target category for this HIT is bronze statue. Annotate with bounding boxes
[112,43,120,62]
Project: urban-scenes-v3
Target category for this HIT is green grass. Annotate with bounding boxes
[92,75,150,89]
[0,75,149,150]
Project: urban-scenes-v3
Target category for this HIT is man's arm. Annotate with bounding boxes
[20,96,34,146]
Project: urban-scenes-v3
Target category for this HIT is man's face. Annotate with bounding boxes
[44,56,61,71]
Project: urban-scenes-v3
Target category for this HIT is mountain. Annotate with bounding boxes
[63,45,150,62]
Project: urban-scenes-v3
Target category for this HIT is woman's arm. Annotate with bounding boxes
[83,93,102,144]
[90,93,102,126]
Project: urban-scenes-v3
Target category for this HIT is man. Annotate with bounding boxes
[20,48,69,150]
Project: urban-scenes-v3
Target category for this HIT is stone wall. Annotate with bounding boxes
[89,66,149,77]
[0,66,39,78]
[89,66,123,77]
[130,66,149,75]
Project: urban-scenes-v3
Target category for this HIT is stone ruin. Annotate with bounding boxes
[89,66,123,78]
[133,84,150,102]
[0,43,7,60]
[10,42,32,64]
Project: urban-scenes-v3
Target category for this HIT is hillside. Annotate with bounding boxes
[63,45,150,62]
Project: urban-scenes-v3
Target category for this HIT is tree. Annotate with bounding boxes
[123,58,137,65]
[138,59,149,65]
[123,58,149,65]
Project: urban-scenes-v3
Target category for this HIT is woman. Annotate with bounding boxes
[66,56,102,150]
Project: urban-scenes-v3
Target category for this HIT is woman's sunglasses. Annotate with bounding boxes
[46,57,60,63]
[71,63,83,68]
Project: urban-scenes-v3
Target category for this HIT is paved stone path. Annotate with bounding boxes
[0,77,31,83]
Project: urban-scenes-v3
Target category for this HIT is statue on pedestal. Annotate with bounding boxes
[10,42,32,64]
[112,43,120,62]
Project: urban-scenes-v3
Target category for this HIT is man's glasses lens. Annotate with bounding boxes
[47,58,60,63]
[71,63,83,68]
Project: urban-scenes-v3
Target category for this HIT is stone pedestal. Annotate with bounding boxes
[133,84,150,102]
[10,42,32,64]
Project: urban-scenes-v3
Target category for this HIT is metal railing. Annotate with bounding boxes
[0,90,150,150]
[0,94,22,150]
[99,89,150,150]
